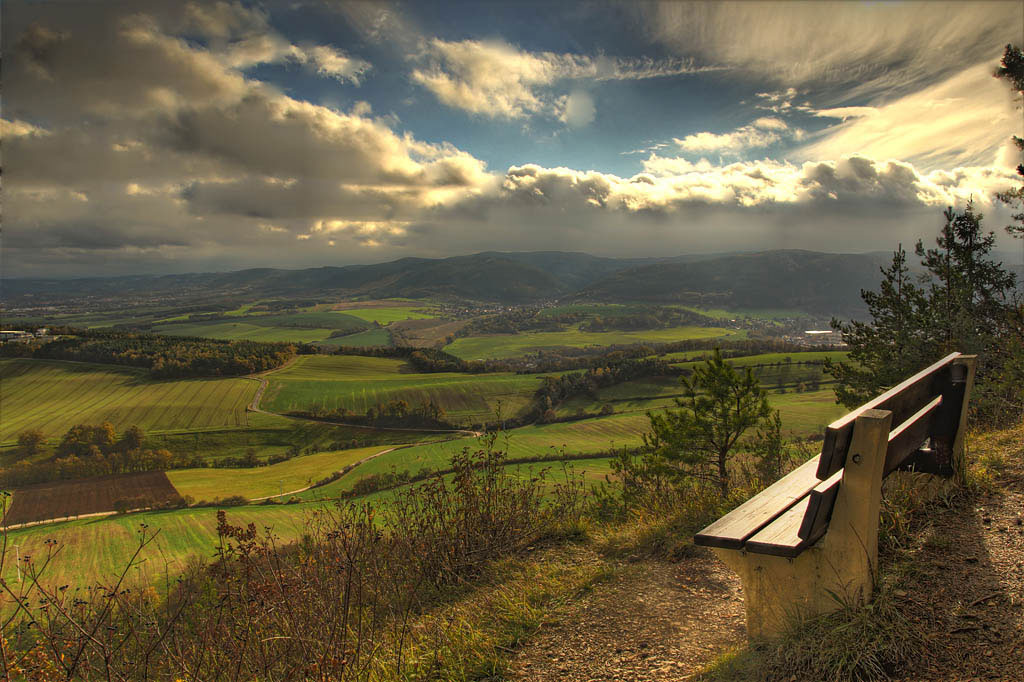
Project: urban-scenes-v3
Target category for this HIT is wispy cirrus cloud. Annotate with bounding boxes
[796,62,1019,171]
[410,38,715,120]
[641,0,1021,96]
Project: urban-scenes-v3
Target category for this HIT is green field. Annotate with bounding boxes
[150,310,371,343]
[0,454,609,591]
[0,503,321,590]
[150,321,340,343]
[167,445,397,500]
[298,413,654,500]
[0,359,257,444]
[338,307,436,324]
[146,412,442,464]
[329,328,393,347]
[263,355,547,423]
[678,306,810,320]
[443,326,743,360]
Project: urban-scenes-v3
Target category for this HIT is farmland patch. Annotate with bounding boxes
[263,355,546,424]
[0,359,257,444]
[443,326,743,360]
[3,471,182,526]
[167,445,398,500]
[338,307,436,324]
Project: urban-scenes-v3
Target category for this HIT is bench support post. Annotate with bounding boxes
[950,355,976,488]
[714,409,893,639]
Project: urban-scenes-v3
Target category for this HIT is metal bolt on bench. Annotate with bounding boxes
[694,352,977,638]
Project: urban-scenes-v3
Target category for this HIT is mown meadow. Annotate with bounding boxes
[262,354,549,423]
[0,358,257,445]
[443,325,744,360]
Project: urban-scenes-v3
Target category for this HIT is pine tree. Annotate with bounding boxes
[826,244,931,408]
[915,201,1017,356]
[642,348,773,494]
[829,205,1021,422]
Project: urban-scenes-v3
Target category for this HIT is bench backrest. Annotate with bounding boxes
[694,352,975,558]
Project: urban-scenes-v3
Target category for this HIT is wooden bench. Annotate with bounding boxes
[694,352,976,638]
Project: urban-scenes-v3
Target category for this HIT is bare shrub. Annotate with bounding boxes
[2,442,585,681]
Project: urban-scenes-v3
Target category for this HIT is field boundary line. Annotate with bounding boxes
[2,507,152,531]
[247,359,483,438]
[248,446,401,501]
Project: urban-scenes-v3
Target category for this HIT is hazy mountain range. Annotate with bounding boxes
[3,249,940,316]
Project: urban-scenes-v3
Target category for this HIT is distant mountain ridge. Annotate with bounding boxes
[2,249,896,315]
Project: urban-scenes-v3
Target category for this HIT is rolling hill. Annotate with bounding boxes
[3,249,895,314]
[574,250,892,314]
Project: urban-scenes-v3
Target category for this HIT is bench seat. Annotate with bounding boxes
[695,352,968,559]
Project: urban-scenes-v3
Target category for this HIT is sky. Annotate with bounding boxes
[2,0,1023,277]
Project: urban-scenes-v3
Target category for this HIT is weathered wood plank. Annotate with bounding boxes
[744,495,812,557]
[884,395,943,475]
[797,469,843,543]
[694,455,821,549]
[817,352,960,478]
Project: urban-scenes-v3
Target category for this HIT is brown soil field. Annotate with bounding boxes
[390,319,467,347]
[3,471,183,526]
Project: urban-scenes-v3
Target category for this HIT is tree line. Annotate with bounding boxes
[2,423,202,488]
[295,399,455,430]
[330,336,833,375]
[1,329,296,378]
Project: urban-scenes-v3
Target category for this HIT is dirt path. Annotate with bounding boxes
[891,446,1024,680]
[507,551,746,681]
[507,428,1024,682]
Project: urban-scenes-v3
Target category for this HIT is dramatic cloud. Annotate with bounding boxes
[410,38,712,120]
[796,63,1020,170]
[2,1,1019,277]
[492,155,1018,214]
[674,117,803,154]
[2,1,489,274]
[642,1,1022,94]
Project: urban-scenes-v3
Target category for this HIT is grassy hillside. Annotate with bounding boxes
[150,321,339,343]
[262,355,548,423]
[1,503,320,589]
[328,328,393,347]
[145,412,441,464]
[0,453,614,592]
[167,445,395,500]
[0,359,257,444]
[339,307,436,324]
[443,326,743,360]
